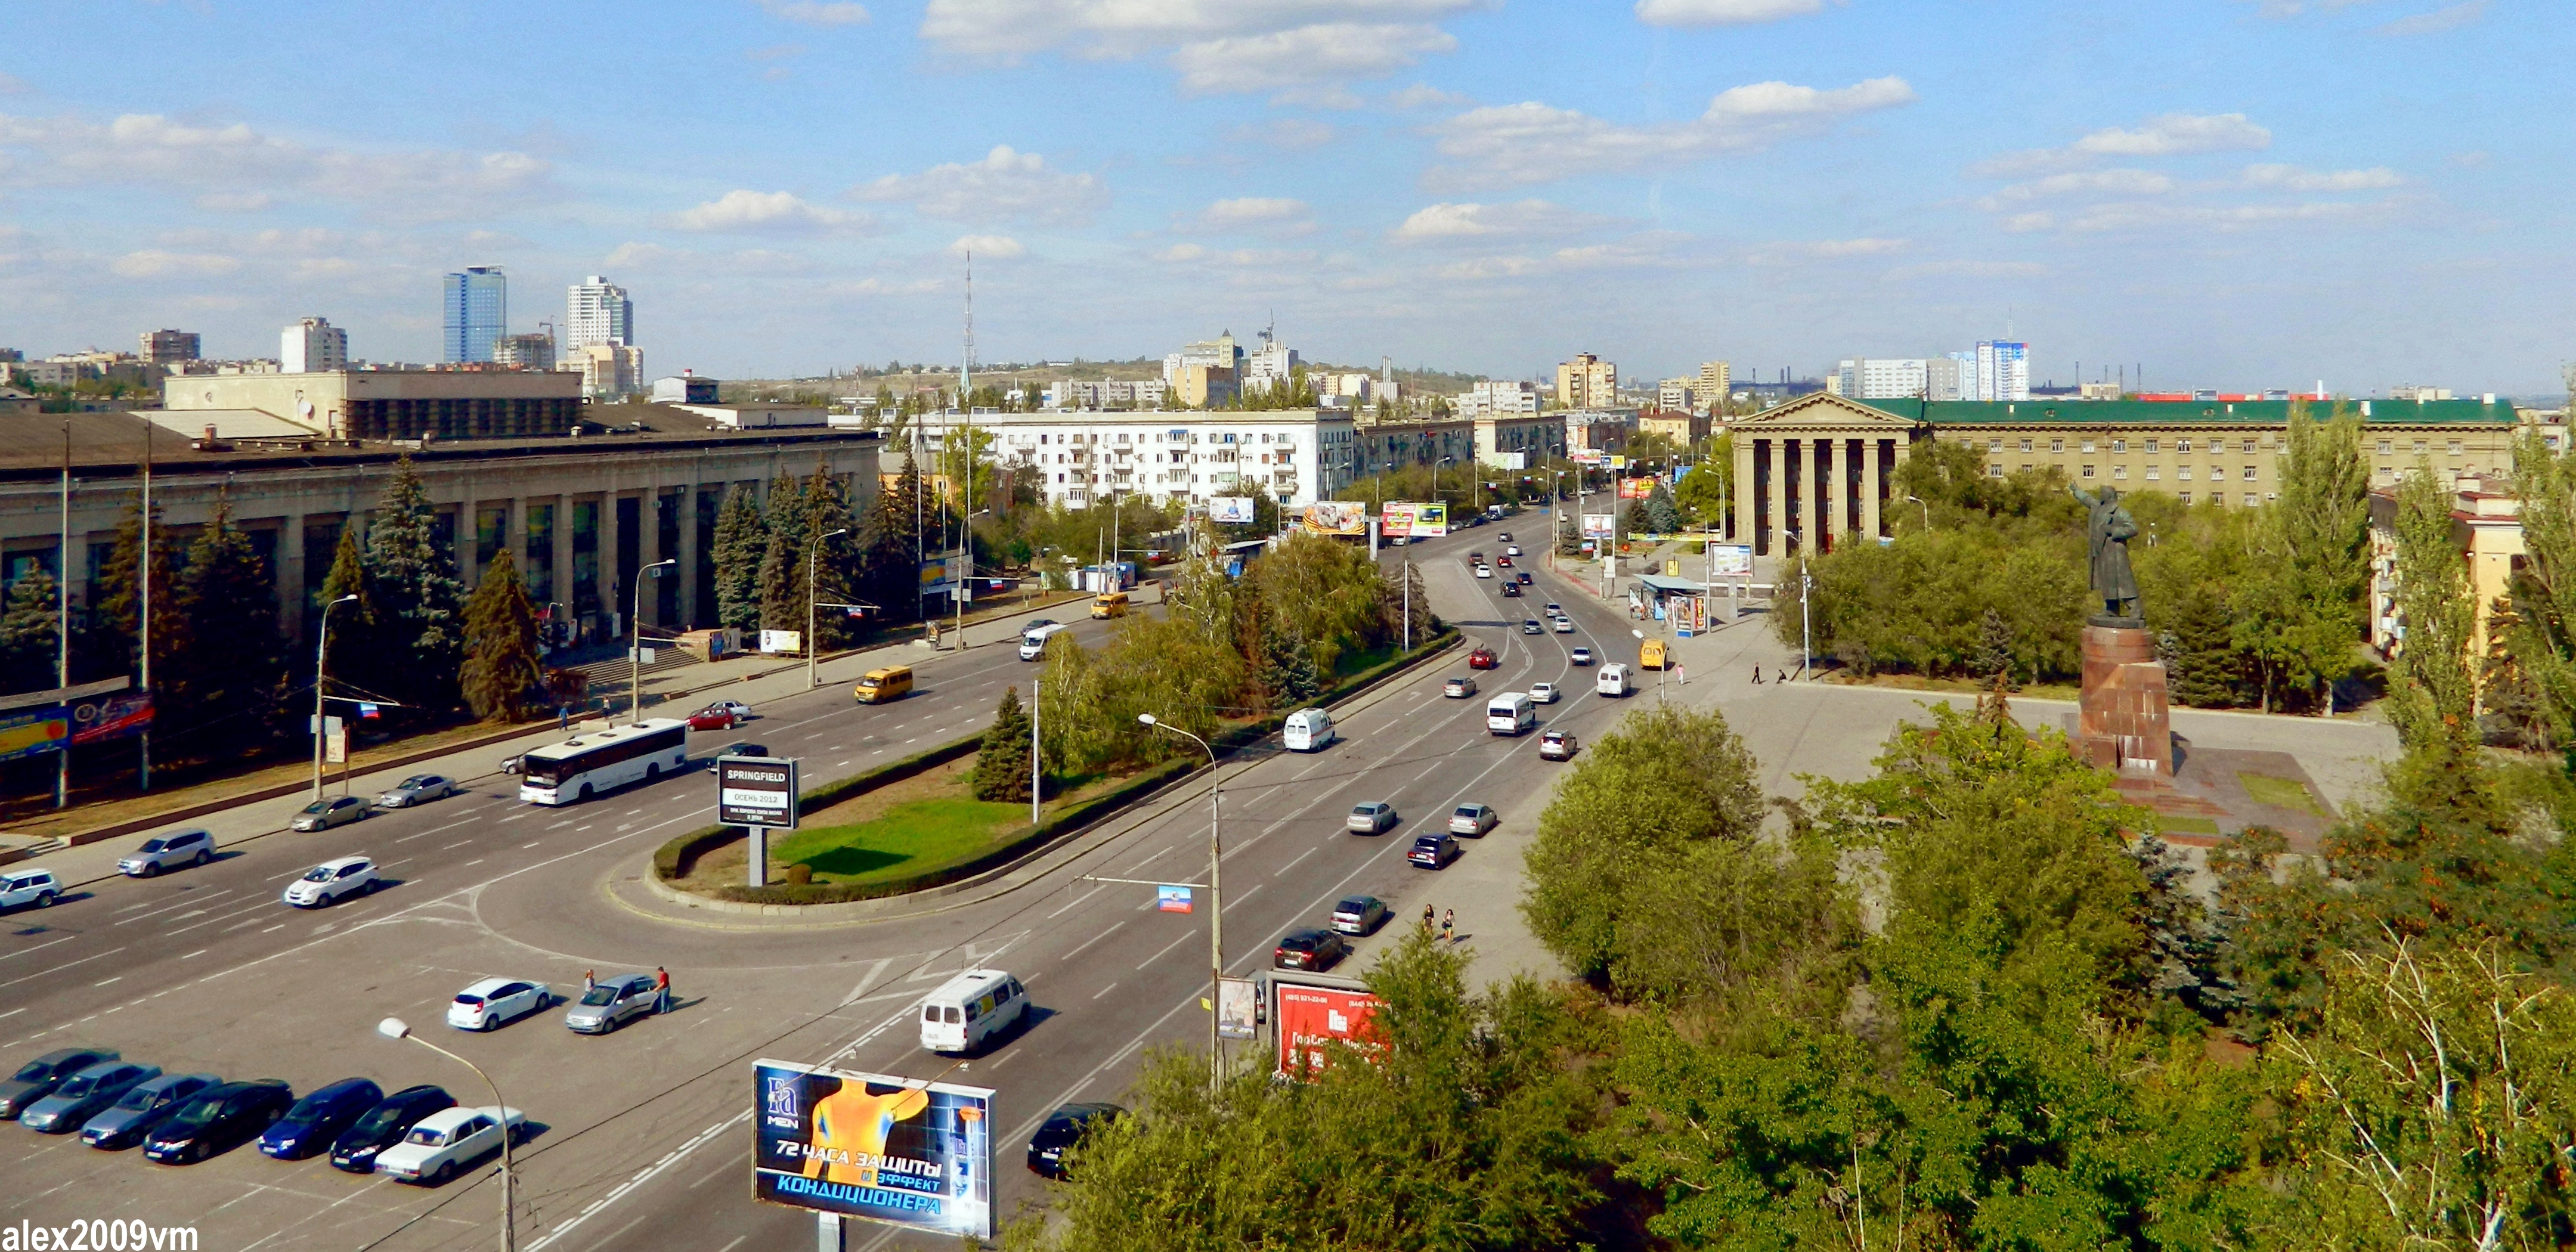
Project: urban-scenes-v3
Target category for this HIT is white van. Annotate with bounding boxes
[918,969,1029,1053]
[1283,708,1336,752]
[1486,693,1535,736]
[1018,621,1071,661]
[1596,665,1632,698]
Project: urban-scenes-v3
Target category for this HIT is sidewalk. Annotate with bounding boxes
[3,590,1117,890]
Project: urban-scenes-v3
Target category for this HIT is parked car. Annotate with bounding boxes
[1272,928,1350,972]
[1569,647,1595,666]
[1345,802,1399,835]
[447,978,552,1031]
[331,1085,459,1174]
[1530,681,1559,704]
[1467,647,1499,670]
[81,1074,220,1151]
[19,1061,159,1133]
[143,1080,293,1164]
[565,974,660,1034]
[1,867,61,913]
[1407,832,1462,869]
[1448,804,1499,837]
[1521,619,1541,634]
[1443,675,1478,698]
[0,1047,119,1120]
[374,774,456,808]
[259,1077,384,1160]
[1026,1102,1124,1180]
[289,795,369,832]
[1540,729,1579,761]
[374,1105,527,1186]
[1330,895,1389,935]
[282,856,380,908]
[119,829,214,877]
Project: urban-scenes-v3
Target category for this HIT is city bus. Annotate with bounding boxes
[518,718,690,805]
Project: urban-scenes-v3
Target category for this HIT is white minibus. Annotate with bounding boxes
[1486,693,1535,736]
[1282,708,1336,752]
[1596,665,1633,698]
[918,969,1029,1053]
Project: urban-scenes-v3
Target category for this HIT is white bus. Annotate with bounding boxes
[519,718,690,805]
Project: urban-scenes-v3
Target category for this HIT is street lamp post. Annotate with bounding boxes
[807,528,849,690]
[377,1018,515,1252]
[1138,713,1222,1087]
[630,559,675,724]
[1905,494,1929,532]
[955,509,991,650]
[312,594,358,800]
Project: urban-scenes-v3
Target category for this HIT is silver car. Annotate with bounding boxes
[376,774,457,808]
[1345,802,1398,834]
[565,974,660,1034]
[80,1073,219,1150]
[20,1062,159,1134]
[119,829,214,877]
[290,795,369,831]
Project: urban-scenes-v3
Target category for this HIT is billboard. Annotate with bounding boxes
[1218,977,1260,1042]
[1710,544,1753,578]
[1411,502,1448,538]
[1274,980,1383,1080]
[753,1059,995,1240]
[1580,513,1615,540]
[1616,478,1654,500]
[1378,503,1414,539]
[718,756,800,830]
[0,706,69,763]
[1208,496,1256,525]
[1298,501,1367,537]
[71,690,153,746]
[918,557,955,596]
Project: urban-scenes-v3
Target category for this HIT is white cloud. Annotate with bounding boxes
[1222,118,1339,150]
[194,190,275,212]
[1428,75,1914,189]
[1388,200,1603,243]
[1199,197,1311,230]
[1885,259,2048,280]
[1170,23,1455,96]
[1387,83,1470,110]
[835,276,945,296]
[2243,163,2403,190]
[1745,236,1907,264]
[758,0,871,24]
[1154,243,1208,262]
[671,189,877,233]
[0,110,553,220]
[857,145,1107,226]
[919,0,1486,58]
[1976,168,2176,209]
[1974,112,2273,176]
[110,250,241,278]
[2038,199,2392,234]
[948,234,1024,258]
[2377,0,2486,33]
[1634,0,1823,26]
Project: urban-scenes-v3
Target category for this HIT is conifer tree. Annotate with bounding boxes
[93,496,177,684]
[0,571,60,695]
[460,547,545,722]
[972,686,1035,803]
[366,457,465,710]
[166,491,281,743]
[317,521,388,706]
[798,467,860,647]
[710,484,767,633]
[1640,480,1683,534]
[855,473,914,624]
[759,473,813,634]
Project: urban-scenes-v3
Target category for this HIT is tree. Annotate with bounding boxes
[796,468,862,647]
[2503,426,2576,756]
[2385,465,2487,816]
[92,496,177,686]
[758,472,812,635]
[853,472,916,622]
[709,484,767,633]
[971,686,1034,803]
[460,547,545,722]
[316,521,389,709]
[1639,480,1683,534]
[0,571,60,695]
[366,457,465,711]
[1673,438,1730,527]
[163,491,282,746]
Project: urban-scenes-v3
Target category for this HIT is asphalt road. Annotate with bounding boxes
[0,513,1657,1252]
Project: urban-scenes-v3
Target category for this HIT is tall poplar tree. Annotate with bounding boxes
[317,521,388,707]
[165,490,281,745]
[710,484,767,633]
[460,547,544,721]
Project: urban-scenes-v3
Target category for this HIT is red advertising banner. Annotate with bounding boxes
[1616,478,1654,500]
[1274,982,1382,1080]
[73,691,154,746]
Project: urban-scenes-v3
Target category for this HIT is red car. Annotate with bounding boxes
[1467,647,1499,670]
[686,706,739,730]
[1495,554,1512,568]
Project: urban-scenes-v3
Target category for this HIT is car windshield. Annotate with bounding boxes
[140,838,167,853]
[580,986,620,1006]
[302,866,335,882]
[299,801,329,815]
[163,1096,224,1133]
[57,1073,101,1096]
[404,1125,449,1147]
[454,993,484,1006]
[114,1084,162,1110]
[351,1102,417,1138]
[401,776,431,788]
[1336,898,1370,913]
[1280,934,1316,950]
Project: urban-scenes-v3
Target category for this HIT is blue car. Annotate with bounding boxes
[329,1084,456,1174]
[81,1074,220,1151]
[259,1077,383,1161]
[19,1061,159,1134]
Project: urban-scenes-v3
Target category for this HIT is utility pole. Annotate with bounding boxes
[1030,680,1042,827]
[140,422,153,791]
[807,528,847,689]
[55,423,70,808]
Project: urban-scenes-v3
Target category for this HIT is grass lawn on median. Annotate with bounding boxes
[2236,771,2327,817]
[767,796,1027,884]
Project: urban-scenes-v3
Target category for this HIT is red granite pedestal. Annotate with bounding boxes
[2076,624,2172,774]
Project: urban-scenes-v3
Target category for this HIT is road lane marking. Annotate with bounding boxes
[1273,845,1318,877]
[1137,930,1191,969]
[1057,919,1126,964]
[1048,883,1109,919]
[0,947,128,990]
[180,949,206,959]
[112,888,242,925]
[1092,981,1119,999]
[522,1110,749,1252]
[1222,882,1264,912]
[0,935,76,963]
[261,923,284,933]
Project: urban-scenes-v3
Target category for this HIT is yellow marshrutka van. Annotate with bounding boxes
[1091,591,1129,619]
[853,666,914,704]
[1638,637,1668,670]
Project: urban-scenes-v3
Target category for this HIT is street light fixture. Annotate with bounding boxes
[377,1017,515,1252]
[1905,495,1928,532]
[630,559,676,724]
[1137,713,1224,1087]
[808,528,849,690]
[312,594,358,799]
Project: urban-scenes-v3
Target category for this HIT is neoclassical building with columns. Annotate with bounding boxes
[1729,392,2536,556]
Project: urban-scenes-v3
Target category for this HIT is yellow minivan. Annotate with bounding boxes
[853,665,914,704]
[1090,591,1129,619]
[1637,637,1668,670]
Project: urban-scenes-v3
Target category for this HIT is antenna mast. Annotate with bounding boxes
[961,250,974,409]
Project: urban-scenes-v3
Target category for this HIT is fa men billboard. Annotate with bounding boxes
[753,1059,995,1240]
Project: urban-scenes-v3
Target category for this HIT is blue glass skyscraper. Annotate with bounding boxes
[442,266,507,362]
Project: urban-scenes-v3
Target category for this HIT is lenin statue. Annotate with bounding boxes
[2070,484,2141,625]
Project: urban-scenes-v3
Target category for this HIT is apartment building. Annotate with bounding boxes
[566,275,634,351]
[1657,379,1697,413]
[1698,361,1732,407]
[140,330,200,365]
[1637,408,1711,447]
[442,266,507,364]
[914,410,1358,509]
[1556,352,1617,409]
[1474,411,1564,469]
[1456,379,1541,420]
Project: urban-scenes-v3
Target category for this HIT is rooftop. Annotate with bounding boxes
[1857,397,2519,427]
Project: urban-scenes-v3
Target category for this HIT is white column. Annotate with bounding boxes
[1862,439,1883,538]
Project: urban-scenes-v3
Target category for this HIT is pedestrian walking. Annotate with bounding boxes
[1676,663,1688,686]
[1440,909,1456,944]
[1776,668,1790,684]
[583,969,595,993]
[1421,904,1436,936]
[558,705,569,730]
[1752,665,1763,684]
[654,966,671,1014]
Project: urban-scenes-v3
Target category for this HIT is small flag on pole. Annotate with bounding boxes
[1156,885,1194,913]
[358,702,380,719]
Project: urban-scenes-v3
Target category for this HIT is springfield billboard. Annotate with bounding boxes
[753,1059,995,1239]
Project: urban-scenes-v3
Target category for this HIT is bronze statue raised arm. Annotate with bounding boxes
[2071,484,2141,625]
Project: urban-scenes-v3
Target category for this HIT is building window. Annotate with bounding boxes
[2144,465,2159,480]
[2018,438,2033,453]
[2178,466,2192,481]
[2143,438,2158,453]
[2244,494,2258,507]
[2378,439,2392,455]
[2022,464,2033,473]
[2081,439,2097,453]
[2448,441,2464,457]
[2379,465,2395,479]
[2111,439,2128,453]
[2082,464,2095,478]
[2179,491,2192,504]
[2414,439,2429,454]
[1988,438,2002,451]
[1988,464,2003,478]
[2176,438,2193,453]
[2050,438,2065,453]
[2243,466,2258,481]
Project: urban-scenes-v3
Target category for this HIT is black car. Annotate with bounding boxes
[720,742,768,759]
[330,1084,457,1174]
[0,1047,120,1120]
[260,1076,383,1160]
[1273,928,1351,972]
[1407,832,1462,869]
[144,1080,293,1164]
[1501,582,1523,597]
[1026,1102,1125,1179]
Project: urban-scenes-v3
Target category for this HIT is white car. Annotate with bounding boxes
[1504,546,1522,557]
[375,774,457,808]
[283,856,380,908]
[1530,681,1559,704]
[707,701,752,721]
[1553,616,1575,633]
[1,867,60,912]
[1570,647,1595,666]
[447,978,552,1031]
[1473,565,1493,579]
[374,1105,526,1186]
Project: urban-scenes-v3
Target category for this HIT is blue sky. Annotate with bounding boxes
[1,0,2565,395]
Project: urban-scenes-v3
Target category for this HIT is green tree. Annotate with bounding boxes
[2385,465,2487,816]
[2230,403,2370,712]
[709,484,767,633]
[1639,479,1683,534]
[0,571,60,695]
[1673,437,1731,527]
[971,686,1034,803]
[366,457,465,711]
[164,491,282,746]
[2503,427,2576,757]
[460,547,545,722]
[92,496,178,686]
[317,520,388,706]
[853,470,916,621]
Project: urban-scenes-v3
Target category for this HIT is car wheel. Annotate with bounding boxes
[35,891,54,909]
[645,763,660,782]
[578,784,594,801]
[363,878,378,895]
[141,861,160,877]
[195,850,212,867]
[429,1160,456,1186]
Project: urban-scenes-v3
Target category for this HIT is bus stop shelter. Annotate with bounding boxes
[1630,573,1717,635]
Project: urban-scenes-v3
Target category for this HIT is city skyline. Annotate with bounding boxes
[0,0,2565,392]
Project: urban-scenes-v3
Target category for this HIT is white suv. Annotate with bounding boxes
[283,856,380,909]
[1,867,60,912]
[119,829,214,878]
